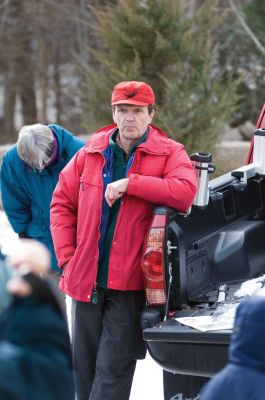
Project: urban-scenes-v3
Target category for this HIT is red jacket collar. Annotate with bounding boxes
[84,124,171,155]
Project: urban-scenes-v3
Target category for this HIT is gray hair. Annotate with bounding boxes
[17,124,54,170]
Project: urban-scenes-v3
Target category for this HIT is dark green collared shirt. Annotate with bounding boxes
[96,129,148,288]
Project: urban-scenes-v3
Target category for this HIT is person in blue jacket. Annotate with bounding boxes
[200,289,265,400]
[0,239,75,400]
[0,123,84,272]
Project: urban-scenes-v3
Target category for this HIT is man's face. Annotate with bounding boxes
[113,105,154,142]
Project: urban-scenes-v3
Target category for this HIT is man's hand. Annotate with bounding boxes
[105,178,129,207]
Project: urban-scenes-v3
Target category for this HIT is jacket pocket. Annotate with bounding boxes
[124,222,147,255]
[135,155,166,177]
[80,170,102,187]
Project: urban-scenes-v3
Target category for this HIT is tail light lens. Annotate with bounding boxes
[142,215,167,305]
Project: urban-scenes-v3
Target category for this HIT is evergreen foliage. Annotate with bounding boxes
[245,0,265,39]
[237,0,265,124]
[80,0,238,153]
[218,0,265,126]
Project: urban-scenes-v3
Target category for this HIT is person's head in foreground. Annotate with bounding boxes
[0,239,75,400]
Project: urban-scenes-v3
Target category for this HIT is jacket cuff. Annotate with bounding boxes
[127,173,141,195]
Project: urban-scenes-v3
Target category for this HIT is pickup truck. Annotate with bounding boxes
[141,104,265,400]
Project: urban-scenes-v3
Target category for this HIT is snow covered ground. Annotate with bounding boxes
[0,210,163,399]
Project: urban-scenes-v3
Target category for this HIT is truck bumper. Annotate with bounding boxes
[143,318,231,377]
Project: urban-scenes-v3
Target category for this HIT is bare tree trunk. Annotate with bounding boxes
[2,69,16,142]
[37,0,47,122]
[16,35,37,124]
[38,43,48,123]
[53,46,61,124]
[12,0,36,124]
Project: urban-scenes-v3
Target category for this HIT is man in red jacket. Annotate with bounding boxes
[50,81,197,400]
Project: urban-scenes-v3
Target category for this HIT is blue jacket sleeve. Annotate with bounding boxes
[0,155,32,234]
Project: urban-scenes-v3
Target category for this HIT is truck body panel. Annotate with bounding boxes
[142,104,265,399]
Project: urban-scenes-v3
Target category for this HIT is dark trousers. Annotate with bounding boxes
[72,288,146,400]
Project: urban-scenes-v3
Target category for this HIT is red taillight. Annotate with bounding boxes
[142,221,167,305]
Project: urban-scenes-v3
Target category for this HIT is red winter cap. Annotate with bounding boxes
[111,81,155,106]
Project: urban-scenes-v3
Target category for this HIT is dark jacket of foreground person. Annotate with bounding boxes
[200,290,265,400]
[0,275,75,400]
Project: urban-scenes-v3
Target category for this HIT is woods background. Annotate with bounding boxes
[0,0,265,162]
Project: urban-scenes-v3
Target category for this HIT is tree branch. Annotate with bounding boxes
[227,0,265,56]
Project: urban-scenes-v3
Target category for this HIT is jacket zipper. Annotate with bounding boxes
[91,152,106,301]
[111,149,140,241]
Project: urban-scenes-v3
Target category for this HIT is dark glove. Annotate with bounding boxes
[22,273,63,316]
